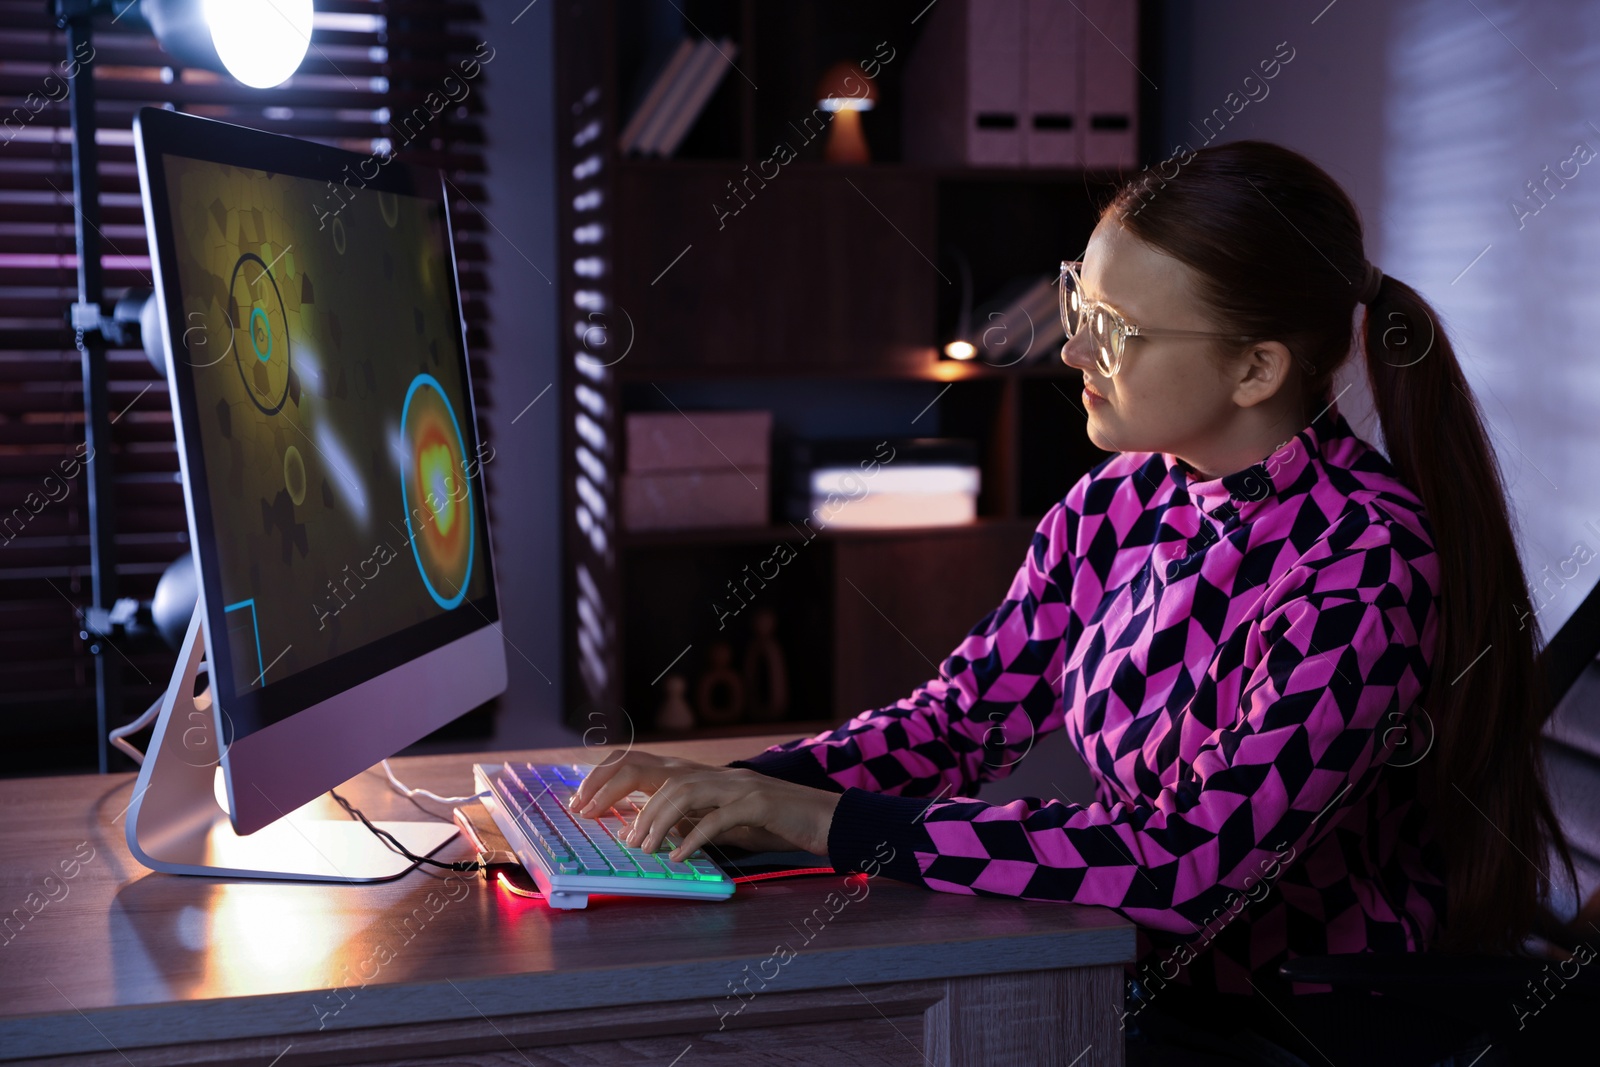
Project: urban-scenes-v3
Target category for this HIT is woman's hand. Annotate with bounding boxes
[568,750,841,861]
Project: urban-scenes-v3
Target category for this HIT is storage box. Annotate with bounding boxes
[810,464,979,529]
[625,410,772,472]
[785,437,980,529]
[622,409,771,530]
[901,0,1136,168]
[622,468,769,531]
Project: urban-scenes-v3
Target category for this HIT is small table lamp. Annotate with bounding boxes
[815,61,878,164]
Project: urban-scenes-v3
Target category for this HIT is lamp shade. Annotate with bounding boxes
[815,60,876,164]
[815,60,877,111]
[142,0,313,89]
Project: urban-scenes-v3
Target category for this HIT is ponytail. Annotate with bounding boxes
[1362,278,1577,954]
[1108,139,1579,955]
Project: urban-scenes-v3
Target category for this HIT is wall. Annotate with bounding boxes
[475,0,577,749]
[1158,0,1600,641]
[1158,0,1600,917]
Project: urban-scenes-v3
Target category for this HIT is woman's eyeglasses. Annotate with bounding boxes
[1059,260,1254,377]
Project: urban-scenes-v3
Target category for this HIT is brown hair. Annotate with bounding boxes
[1106,140,1576,955]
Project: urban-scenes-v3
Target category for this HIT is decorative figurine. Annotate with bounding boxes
[742,607,789,721]
[696,640,745,725]
[656,673,696,732]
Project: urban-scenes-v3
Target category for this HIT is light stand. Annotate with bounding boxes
[55,0,138,773]
[55,0,311,771]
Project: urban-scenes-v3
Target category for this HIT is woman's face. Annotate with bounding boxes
[1060,218,1246,460]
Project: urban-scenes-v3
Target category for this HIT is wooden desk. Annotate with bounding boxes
[0,736,1135,1066]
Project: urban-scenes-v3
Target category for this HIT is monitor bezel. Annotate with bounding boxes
[134,107,503,797]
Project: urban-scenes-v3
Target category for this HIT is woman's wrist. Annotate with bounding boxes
[803,787,843,855]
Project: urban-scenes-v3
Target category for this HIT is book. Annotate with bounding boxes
[636,37,713,155]
[655,37,739,157]
[970,274,1065,365]
[619,37,696,154]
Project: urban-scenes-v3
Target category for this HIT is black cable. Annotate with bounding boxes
[330,789,482,872]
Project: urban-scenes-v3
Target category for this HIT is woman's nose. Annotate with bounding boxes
[1059,327,1095,372]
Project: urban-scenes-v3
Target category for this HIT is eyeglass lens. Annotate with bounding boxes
[1060,265,1121,376]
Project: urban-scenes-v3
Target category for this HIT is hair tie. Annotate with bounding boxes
[1357,260,1384,304]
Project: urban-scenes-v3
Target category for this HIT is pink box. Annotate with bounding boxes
[625,410,771,472]
[622,468,769,530]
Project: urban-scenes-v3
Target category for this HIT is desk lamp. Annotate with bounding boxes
[815,60,877,164]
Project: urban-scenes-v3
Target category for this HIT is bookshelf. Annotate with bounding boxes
[551,0,1152,743]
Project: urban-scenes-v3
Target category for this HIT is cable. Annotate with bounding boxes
[108,695,162,765]
[378,759,490,805]
[493,870,543,898]
[731,867,836,884]
[329,789,482,872]
[107,659,212,766]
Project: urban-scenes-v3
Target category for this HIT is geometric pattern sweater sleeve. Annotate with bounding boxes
[729,404,1447,997]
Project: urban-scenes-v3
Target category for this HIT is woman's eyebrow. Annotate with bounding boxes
[1081,273,1137,320]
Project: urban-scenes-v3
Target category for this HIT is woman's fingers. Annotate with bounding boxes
[575,753,719,818]
[633,777,767,856]
[572,753,664,815]
[586,762,811,860]
[567,756,622,811]
[569,760,631,814]
[628,776,704,853]
[671,815,698,843]
[670,800,756,861]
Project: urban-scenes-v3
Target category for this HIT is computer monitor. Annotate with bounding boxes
[125,107,506,880]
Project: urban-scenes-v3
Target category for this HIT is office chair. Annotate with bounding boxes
[1277,579,1600,1064]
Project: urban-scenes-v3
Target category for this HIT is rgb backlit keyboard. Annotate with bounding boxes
[473,762,734,909]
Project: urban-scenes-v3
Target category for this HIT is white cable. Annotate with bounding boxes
[108,695,163,765]
[379,759,489,805]
[108,659,212,765]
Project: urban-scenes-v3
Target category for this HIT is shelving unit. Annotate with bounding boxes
[552,0,1149,742]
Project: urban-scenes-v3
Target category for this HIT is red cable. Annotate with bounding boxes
[732,866,836,883]
[495,870,542,897]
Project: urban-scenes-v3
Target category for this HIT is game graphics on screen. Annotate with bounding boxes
[161,158,490,696]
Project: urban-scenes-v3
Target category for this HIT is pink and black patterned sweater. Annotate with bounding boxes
[730,404,1448,999]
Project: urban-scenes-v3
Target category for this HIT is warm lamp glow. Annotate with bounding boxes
[815,60,878,110]
[944,340,977,360]
[815,60,877,164]
[213,765,231,815]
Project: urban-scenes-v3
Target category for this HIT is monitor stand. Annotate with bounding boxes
[124,604,458,882]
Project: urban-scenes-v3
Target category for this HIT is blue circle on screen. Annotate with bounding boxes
[250,307,272,362]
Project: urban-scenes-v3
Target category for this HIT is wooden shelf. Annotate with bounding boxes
[617,353,1078,384]
[620,515,1044,551]
[614,156,1134,186]
[636,718,837,746]
[554,0,1150,737]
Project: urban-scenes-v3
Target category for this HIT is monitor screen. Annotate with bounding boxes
[141,117,498,741]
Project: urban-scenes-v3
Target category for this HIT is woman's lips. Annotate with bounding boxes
[1083,382,1107,407]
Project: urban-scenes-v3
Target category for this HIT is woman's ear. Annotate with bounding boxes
[1231,340,1296,408]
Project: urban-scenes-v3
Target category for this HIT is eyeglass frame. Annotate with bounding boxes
[1059,259,1256,377]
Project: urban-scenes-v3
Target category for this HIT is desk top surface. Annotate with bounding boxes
[0,735,1134,1058]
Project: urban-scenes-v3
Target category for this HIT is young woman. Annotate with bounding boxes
[569,141,1577,1062]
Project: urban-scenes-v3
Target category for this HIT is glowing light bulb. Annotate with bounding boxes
[203,0,313,89]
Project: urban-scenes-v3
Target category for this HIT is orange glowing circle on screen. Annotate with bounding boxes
[400,374,474,610]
